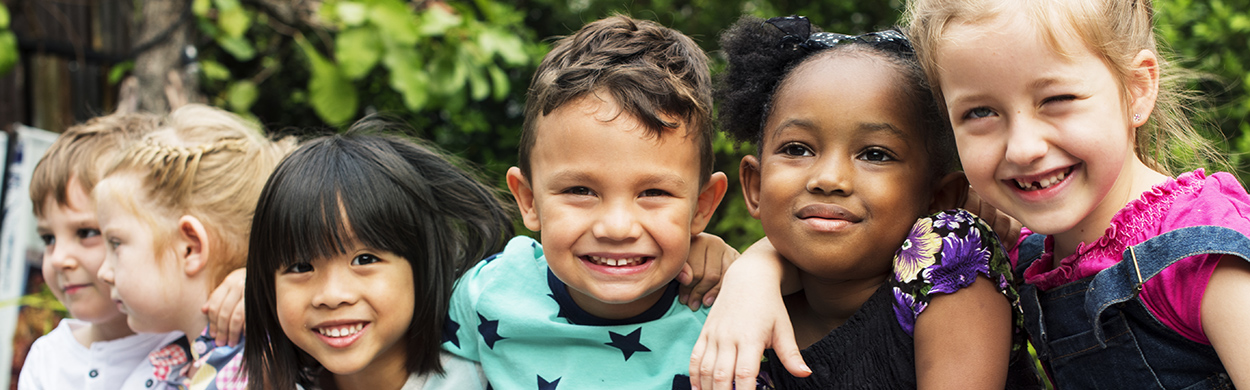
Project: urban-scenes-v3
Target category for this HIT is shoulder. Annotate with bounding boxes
[420,352,488,390]
[1159,170,1250,235]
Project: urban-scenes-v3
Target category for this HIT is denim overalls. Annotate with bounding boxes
[1016,226,1249,389]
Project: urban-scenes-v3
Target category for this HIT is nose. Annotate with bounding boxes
[46,240,79,271]
[806,155,853,195]
[1003,117,1048,167]
[591,199,643,241]
[97,254,115,286]
[311,266,359,309]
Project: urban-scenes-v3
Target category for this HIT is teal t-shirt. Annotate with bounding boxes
[443,236,708,390]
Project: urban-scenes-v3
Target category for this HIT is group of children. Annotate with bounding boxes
[17,0,1250,389]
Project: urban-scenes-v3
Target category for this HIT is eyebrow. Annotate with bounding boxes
[547,170,689,189]
[858,122,907,139]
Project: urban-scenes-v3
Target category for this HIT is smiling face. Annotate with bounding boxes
[935,11,1144,244]
[275,244,414,383]
[744,53,936,280]
[509,92,722,320]
[36,179,123,324]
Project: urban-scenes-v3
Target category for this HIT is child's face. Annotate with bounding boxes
[35,182,123,324]
[275,245,414,378]
[511,93,714,319]
[94,178,186,333]
[935,11,1139,237]
[744,54,935,279]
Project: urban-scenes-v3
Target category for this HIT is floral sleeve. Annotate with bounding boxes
[889,209,1021,338]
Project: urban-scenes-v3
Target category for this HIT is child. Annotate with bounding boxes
[905,0,1250,387]
[440,15,731,389]
[93,104,295,389]
[243,125,509,390]
[19,112,248,390]
[689,15,1042,390]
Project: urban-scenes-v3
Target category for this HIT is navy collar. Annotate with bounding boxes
[546,269,679,326]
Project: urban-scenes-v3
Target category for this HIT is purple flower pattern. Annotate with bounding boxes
[893,218,941,283]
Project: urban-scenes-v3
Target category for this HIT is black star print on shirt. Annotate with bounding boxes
[605,327,651,361]
[537,375,560,390]
[478,313,506,349]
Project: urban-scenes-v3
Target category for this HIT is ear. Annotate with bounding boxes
[1128,49,1160,128]
[740,155,764,220]
[506,167,542,232]
[177,215,210,278]
[929,171,970,213]
[690,172,729,234]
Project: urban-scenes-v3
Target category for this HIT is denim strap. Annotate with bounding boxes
[1085,225,1250,346]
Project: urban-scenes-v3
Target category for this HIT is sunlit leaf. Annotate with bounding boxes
[192,0,211,17]
[487,65,509,100]
[369,1,419,45]
[217,35,256,60]
[108,61,135,84]
[336,27,382,79]
[201,60,231,81]
[468,64,490,101]
[227,80,259,112]
[382,46,429,110]
[0,31,16,75]
[419,5,462,36]
[337,2,369,26]
[218,6,251,38]
[299,37,358,125]
[480,27,529,66]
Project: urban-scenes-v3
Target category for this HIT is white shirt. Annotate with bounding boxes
[403,352,488,390]
[17,318,183,390]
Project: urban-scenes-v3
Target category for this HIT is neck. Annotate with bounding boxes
[789,271,888,348]
[1051,158,1169,261]
[74,314,136,347]
[568,284,667,320]
[331,350,411,390]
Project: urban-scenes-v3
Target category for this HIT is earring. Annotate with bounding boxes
[1133,113,1142,122]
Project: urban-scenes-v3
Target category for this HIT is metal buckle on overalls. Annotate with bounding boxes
[1129,245,1144,296]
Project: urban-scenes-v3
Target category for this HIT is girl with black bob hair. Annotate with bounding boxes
[244,117,511,390]
[688,15,1041,390]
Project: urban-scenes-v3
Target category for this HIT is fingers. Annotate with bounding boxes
[678,263,695,307]
[688,250,722,310]
[700,339,739,390]
[207,269,246,347]
[772,318,811,378]
[690,334,709,389]
[732,341,766,390]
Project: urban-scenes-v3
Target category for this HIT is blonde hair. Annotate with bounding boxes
[30,112,161,217]
[100,104,297,288]
[905,0,1225,175]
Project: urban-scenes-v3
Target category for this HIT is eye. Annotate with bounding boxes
[352,254,381,266]
[858,148,895,162]
[77,228,101,240]
[779,143,814,157]
[39,234,55,246]
[284,262,314,273]
[640,189,671,197]
[107,238,121,251]
[1042,94,1077,105]
[965,107,996,120]
[563,186,595,196]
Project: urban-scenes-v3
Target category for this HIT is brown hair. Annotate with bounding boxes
[29,112,161,216]
[905,0,1224,175]
[96,104,297,288]
[518,15,715,183]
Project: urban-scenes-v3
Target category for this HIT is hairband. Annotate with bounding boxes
[765,15,914,55]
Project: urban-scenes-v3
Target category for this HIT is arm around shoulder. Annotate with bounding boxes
[913,275,1012,390]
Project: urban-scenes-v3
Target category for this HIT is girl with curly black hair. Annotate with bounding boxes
[688,15,1042,390]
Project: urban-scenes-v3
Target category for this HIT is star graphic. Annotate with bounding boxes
[672,374,691,390]
[538,375,560,390]
[547,293,573,320]
[442,318,461,348]
[605,327,651,361]
[478,313,506,349]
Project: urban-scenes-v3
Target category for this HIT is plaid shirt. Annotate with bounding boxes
[147,327,247,390]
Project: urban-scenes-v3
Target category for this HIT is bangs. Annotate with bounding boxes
[250,136,430,273]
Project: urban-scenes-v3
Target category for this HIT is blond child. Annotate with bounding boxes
[93,104,295,389]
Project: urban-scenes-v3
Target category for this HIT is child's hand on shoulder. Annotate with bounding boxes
[203,268,246,347]
[690,238,810,390]
[679,233,740,311]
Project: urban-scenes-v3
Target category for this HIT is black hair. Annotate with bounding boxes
[716,15,956,175]
[243,117,514,389]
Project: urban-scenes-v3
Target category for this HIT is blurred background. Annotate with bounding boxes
[1,0,1247,387]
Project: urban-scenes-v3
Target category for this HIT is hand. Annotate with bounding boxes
[678,233,740,311]
[961,188,1022,249]
[690,238,809,390]
[203,268,246,347]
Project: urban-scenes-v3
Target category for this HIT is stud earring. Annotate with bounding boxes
[1133,113,1142,122]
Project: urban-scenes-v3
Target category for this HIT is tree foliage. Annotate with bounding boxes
[0,2,16,75]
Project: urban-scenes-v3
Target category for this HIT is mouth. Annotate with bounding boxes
[1009,166,1074,191]
[581,255,652,267]
[314,323,366,338]
[62,284,89,294]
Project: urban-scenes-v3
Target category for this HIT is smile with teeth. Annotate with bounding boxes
[1013,168,1071,191]
[584,255,649,267]
[316,323,364,338]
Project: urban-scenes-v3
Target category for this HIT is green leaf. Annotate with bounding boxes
[0,31,16,75]
[468,63,490,101]
[299,37,358,125]
[0,3,9,29]
[217,35,256,60]
[336,27,382,79]
[200,60,231,81]
[487,65,509,100]
[217,6,251,38]
[382,46,429,110]
[369,1,419,46]
[419,5,462,36]
[337,2,369,26]
[192,0,212,17]
[428,52,465,95]
[107,61,134,84]
[480,27,529,66]
[226,80,259,112]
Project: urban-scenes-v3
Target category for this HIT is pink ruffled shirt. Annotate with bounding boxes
[1013,169,1250,345]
